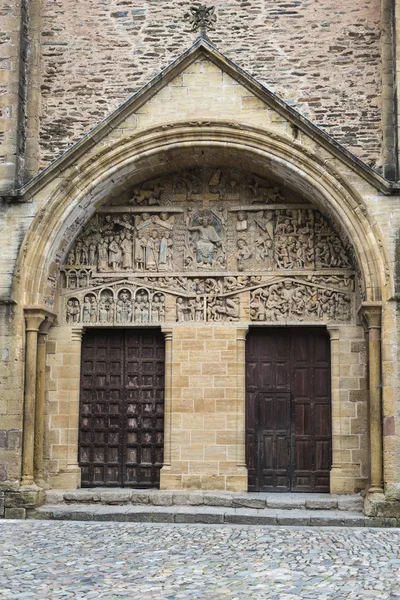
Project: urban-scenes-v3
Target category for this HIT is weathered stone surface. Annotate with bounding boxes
[147,492,173,506]
[5,507,26,519]
[174,507,225,524]
[5,491,41,509]
[38,0,383,170]
[305,495,338,510]
[337,495,364,512]
[171,492,204,506]
[266,495,306,510]
[99,490,132,505]
[64,490,101,503]
[203,493,234,508]
[231,495,266,510]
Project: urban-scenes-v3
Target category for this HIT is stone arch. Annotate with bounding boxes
[14,122,389,308]
[14,121,390,495]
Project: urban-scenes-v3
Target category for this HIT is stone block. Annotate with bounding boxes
[232,495,266,509]
[225,508,278,526]
[305,496,338,510]
[203,493,233,507]
[130,492,151,504]
[172,492,204,506]
[275,510,312,526]
[44,490,65,504]
[5,490,42,509]
[266,495,305,510]
[5,507,26,519]
[100,490,132,505]
[174,507,224,524]
[64,490,101,503]
[125,509,175,523]
[0,491,4,517]
[147,492,173,506]
[337,495,364,512]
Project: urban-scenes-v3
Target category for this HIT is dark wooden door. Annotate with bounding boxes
[79,329,165,487]
[246,328,331,492]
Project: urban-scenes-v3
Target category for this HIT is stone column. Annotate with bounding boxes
[236,327,249,472]
[62,327,85,487]
[33,316,55,488]
[361,304,384,495]
[327,326,343,493]
[21,309,47,487]
[160,327,173,488]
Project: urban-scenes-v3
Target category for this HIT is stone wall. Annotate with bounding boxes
[39,0,382,170]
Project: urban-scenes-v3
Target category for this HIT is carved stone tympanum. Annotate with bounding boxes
[60,167,355,326]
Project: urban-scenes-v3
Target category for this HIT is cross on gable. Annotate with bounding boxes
[186,4,217,40]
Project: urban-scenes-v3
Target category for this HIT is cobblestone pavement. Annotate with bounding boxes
[1,521,400,599]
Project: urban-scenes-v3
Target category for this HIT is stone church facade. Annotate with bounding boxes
[1,1,400,518]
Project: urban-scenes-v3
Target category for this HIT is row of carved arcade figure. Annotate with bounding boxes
[68,229,174,273]
[249,281,351,322]
[66,290,166,325]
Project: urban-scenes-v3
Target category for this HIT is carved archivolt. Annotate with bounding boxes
[60,167,355,325]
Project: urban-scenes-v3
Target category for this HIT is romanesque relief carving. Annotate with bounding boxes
[175,294,240,323]
[60,168,357,326]
[65,285,165,326]
[249,280,351,323]
[185,209,226,270]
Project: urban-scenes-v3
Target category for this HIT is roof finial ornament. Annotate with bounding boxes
[186,5,217,40]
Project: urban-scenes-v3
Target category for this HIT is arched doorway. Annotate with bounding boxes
[14,125,388,494]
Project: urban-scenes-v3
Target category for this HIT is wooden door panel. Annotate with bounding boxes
[246,328,331,493]
[79,329,165,488]
[258,392,291,491]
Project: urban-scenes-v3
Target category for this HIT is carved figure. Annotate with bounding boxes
[116,291,132,324]
[66,300,75,324]
[187,212,223,267]
[236,211,248,232]
[120,232,133,270]
[236,239,252,271]
[97,239,109,271]
[159,232,173,271]
[83,296,92,323]
[108,236,122,270]
[146,230,160,271]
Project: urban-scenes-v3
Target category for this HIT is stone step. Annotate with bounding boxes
[44,489,364,512]
[28,503,396,528]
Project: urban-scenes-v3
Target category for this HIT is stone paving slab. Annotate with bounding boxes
[31,503,375,527]
[45,489,364,512]
[1,520,400,599]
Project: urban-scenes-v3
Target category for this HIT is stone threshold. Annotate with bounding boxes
[27,504,400,528]
[45,489,364,512]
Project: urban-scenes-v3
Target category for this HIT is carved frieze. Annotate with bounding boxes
[60,167,357,326]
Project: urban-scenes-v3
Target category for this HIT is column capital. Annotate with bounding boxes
[161,326,173,342]
[24,307,57,333]
[71,327,85,342]
[359,303,382,329]
[39,314,56,337]
[326,326,340,341]
[236,326,249,341]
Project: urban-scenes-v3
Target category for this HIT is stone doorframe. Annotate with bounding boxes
[28,316,382,496]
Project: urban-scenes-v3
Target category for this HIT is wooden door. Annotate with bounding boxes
[246,328,331,492]
[79,329,165,487]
